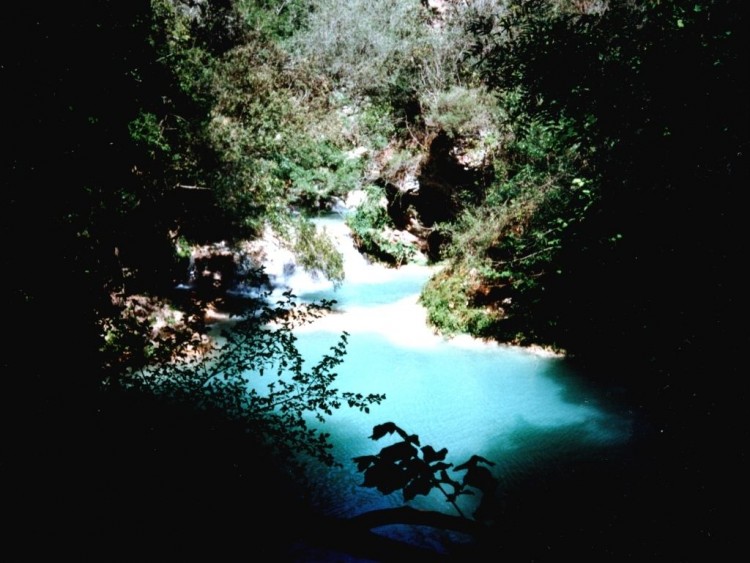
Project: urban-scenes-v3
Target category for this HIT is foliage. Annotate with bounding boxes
[340,98,397,150]
[98,293,208,377]
[474,0,744,354]
[201,24,374,237]
[421,266,501,337]
[346,185,418,266]
[414,0,510,93]
[122,289,385,470]
[288,217,345,287]
[205,40,301,233]
[145,0,360,254]
[281,140,364,210]
[421,86,500,139]
[144,0,218,183]
[290,0,427,98]
[353,422,498,519]
[346,186,389,245]
[233,0,311,40]
[418,0,745,362]
[128,111,172,158]
[422,106,597,342]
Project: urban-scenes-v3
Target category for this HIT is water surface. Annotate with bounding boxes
[265,215,632,552]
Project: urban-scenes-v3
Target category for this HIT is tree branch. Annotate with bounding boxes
[350,506,485,536]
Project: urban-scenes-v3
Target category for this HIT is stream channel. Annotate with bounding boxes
[240,213,634,555]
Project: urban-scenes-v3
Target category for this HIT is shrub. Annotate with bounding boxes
[420,266,501,336]
[289,217,345,286]
[289,0,426,97]
[281,140,364,210]
[422,86,500,138]
[421,104,598,341]
[121,290,385,470]
[346,184,416,266]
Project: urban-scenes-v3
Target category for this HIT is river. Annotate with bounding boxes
[256,214,633,556]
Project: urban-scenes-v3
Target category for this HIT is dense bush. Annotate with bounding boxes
[421,0,746,366]
[289,217,345,286]
[346,185,417,265]
[290,0,427,97]
[421,86,500,138]
[122,291,384,470]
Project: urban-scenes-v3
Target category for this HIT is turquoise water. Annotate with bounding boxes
[262,216,632,553]
[294,330,630,509]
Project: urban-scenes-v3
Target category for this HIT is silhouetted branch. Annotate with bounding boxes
[351,506,486,535]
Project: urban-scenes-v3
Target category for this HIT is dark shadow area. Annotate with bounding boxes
[413,132,489,226]
[2,380,309,561]
[536,357,634,418]
[453,418,718,561]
